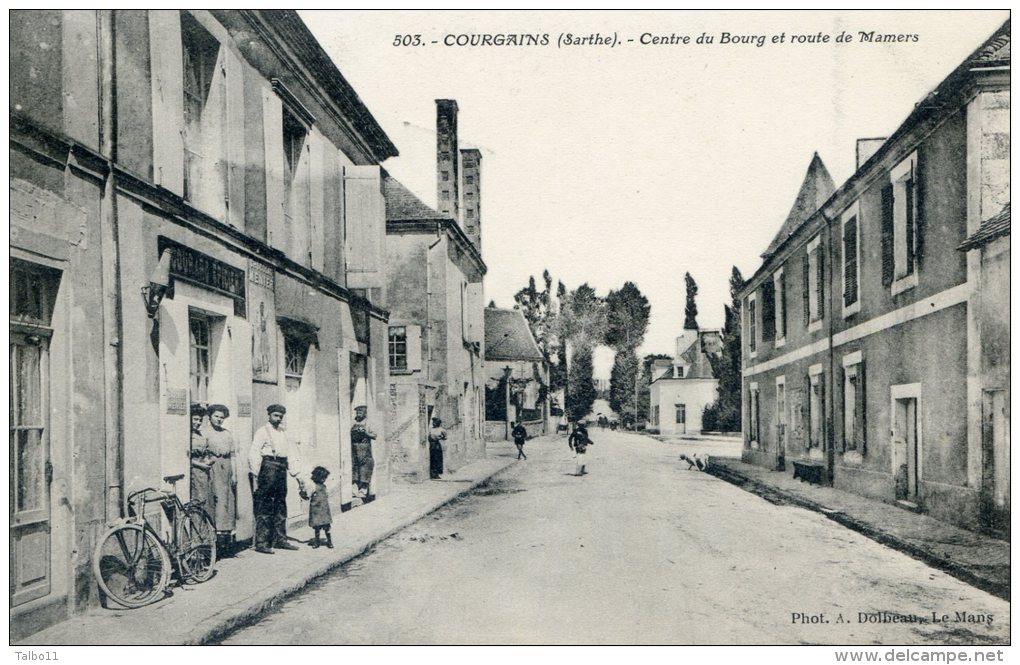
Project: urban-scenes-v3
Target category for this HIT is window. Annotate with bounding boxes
[748,383,760,444]
[884,152,921,295]
[388,326,407,371]
[441,170,450,182]
[808,365,824,450]
[465,175,474,185]
[675,404,686,425]
[465,191,473,199]
[747,294,757,357]
[181,13,225,216]
[441,190,450,201]
[189,314,211,403]
[653,405,660,426]
[842,202,861,316]
[805,236,824,332]
[466,209,475,219]
[284,332,309,390]
[774,269,787,345]
[439,151,450,161]
[775,375,787,449]
[842,353,865,454]
[282,108,307,234]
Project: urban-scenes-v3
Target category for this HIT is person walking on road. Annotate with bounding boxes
[568,420,594,476]
[429,417,448,479]
[248,404,305,554]
[512,421,528,460]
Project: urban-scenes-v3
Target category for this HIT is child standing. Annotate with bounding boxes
[308,466,333,548]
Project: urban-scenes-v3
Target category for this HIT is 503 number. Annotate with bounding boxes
[394,34,423,46]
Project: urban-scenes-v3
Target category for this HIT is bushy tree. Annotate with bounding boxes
[609,347,639,425]
[566,346,597,422]
[706,266,745,431]
[605,282,650,350]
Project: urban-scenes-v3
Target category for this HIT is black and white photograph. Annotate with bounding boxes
[8,8,1012,656]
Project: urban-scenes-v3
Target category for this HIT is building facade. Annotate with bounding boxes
[383,101,487,482]
[738,22,1009,534]
[648,328,722,435]
[483,307,550,441]
[10,9,396,637]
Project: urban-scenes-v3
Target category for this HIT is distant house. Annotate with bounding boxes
[648,328,722,435]
[483,307,549,440]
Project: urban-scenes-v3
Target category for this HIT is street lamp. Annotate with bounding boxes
[141,248,174,318]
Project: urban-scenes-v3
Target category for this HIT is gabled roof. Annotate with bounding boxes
[484,308,544,362]
[382,174,448,222]
[762,153,835,260]
[959,203,1010,251]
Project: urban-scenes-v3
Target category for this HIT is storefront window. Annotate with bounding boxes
[189,315,211,403]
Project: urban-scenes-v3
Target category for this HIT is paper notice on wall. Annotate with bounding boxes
[248,259,278,383]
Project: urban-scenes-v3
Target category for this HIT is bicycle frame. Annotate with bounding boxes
[125,482,201,580]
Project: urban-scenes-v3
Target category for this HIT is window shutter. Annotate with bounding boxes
[912,154,924,266]
[779,272,787,338]
[841,367,848,452]
[881,184,894,286]
[224,47,246,230]
[343,165,384,277]
[149,10,184,196]
[307,129,326,271]
[262,88,285,249]
[843,218,858,306]
[761,281,775,342]
[802,254,810,326]
[858,360,867,456]
[407,325,422,371]
[816,246,824,319]
[905,178,915,275]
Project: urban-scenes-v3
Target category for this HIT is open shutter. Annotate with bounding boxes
[779,272,787,337]
[149,10,184,196]
[843,218,858,306]
[761,280,775,342]
[262,88,285,249]
[344,165,383,280]
[816,245,825,319]
[802,254,810,326]
[881,184,895,286]
[858,360,867,456]
[308,129,326,271]
[913,154,924,266]
[406,324,422,371]
[224,47,246,230]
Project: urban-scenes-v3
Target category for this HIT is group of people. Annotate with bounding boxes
[188,402,386,556]
[508,418,594,476]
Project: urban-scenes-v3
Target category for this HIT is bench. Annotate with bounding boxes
[792,460,826,485]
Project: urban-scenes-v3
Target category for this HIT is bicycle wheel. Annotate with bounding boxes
[93,523,171,609]
[177,505,216,583]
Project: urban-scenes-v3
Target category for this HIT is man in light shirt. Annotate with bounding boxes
[249,404,305,554]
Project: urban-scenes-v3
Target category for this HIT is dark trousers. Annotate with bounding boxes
[429,440,444,478]
[253,457,288,549]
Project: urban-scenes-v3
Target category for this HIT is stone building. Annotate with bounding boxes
[483,307,550,440]
[648,328,722,435]
[10,9,396,637]
[382,100,486,482]
[738,21,1009,533]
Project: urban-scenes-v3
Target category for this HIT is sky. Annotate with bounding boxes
[301,10,1008,375]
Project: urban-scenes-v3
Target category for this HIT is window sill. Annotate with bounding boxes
[841,450,863,466]
[842,300,860,318]
[808,319,823,334]
[389,369,415,376]
[807,447,825,461]
[890,272,918,297]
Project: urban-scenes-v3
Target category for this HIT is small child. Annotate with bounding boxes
[308,466,333,548]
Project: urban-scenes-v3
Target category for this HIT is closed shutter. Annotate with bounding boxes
[262,88,285,249]
[905,177,915,275]
[816,245,825,319]
[802,254,810,326]
[149,10,184,196]
[914,152,924,265]
[308,129,326,272]
[344,165,384,277]
[761,281,775,342]
[778,272,787,337]
[843,217,858,306]
[881,184,895,286]
[857,360,867,456]
[406,324,422,371]
[224,47,246,230]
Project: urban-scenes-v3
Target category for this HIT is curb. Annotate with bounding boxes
[705,462,1010,602]
[190,458,517,645]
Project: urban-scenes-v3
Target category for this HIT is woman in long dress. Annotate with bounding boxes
[190,404,213,515]
[203,404,237,534]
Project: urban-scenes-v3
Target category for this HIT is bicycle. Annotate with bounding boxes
[92,473,217,609]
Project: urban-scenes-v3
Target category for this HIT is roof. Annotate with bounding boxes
[959,203,1010,251]
[249,11,398,162]
[762,153,835,260]
[484,308,544,362]
[382,174,448,222]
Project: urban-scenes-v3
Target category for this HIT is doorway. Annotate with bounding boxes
[891,385,921,503]
[980,389,1009,533]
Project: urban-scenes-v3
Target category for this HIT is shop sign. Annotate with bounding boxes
[158,237,246,316]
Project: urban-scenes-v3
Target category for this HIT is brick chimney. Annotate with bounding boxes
[436,99,459,221]
[460,148,482,251]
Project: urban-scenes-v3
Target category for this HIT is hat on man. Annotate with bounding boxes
[266,404,287,415]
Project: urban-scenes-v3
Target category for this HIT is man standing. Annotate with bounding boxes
[351,405,377,499]
[248,404,305,554]
[511,421,528,460]
[568,420,593,476]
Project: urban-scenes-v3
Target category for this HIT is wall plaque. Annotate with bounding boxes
[237,397,253,418]
[167,389,188,415]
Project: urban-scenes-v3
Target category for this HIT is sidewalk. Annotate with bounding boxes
[21,443,522,645]
[706,456,1010,601]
